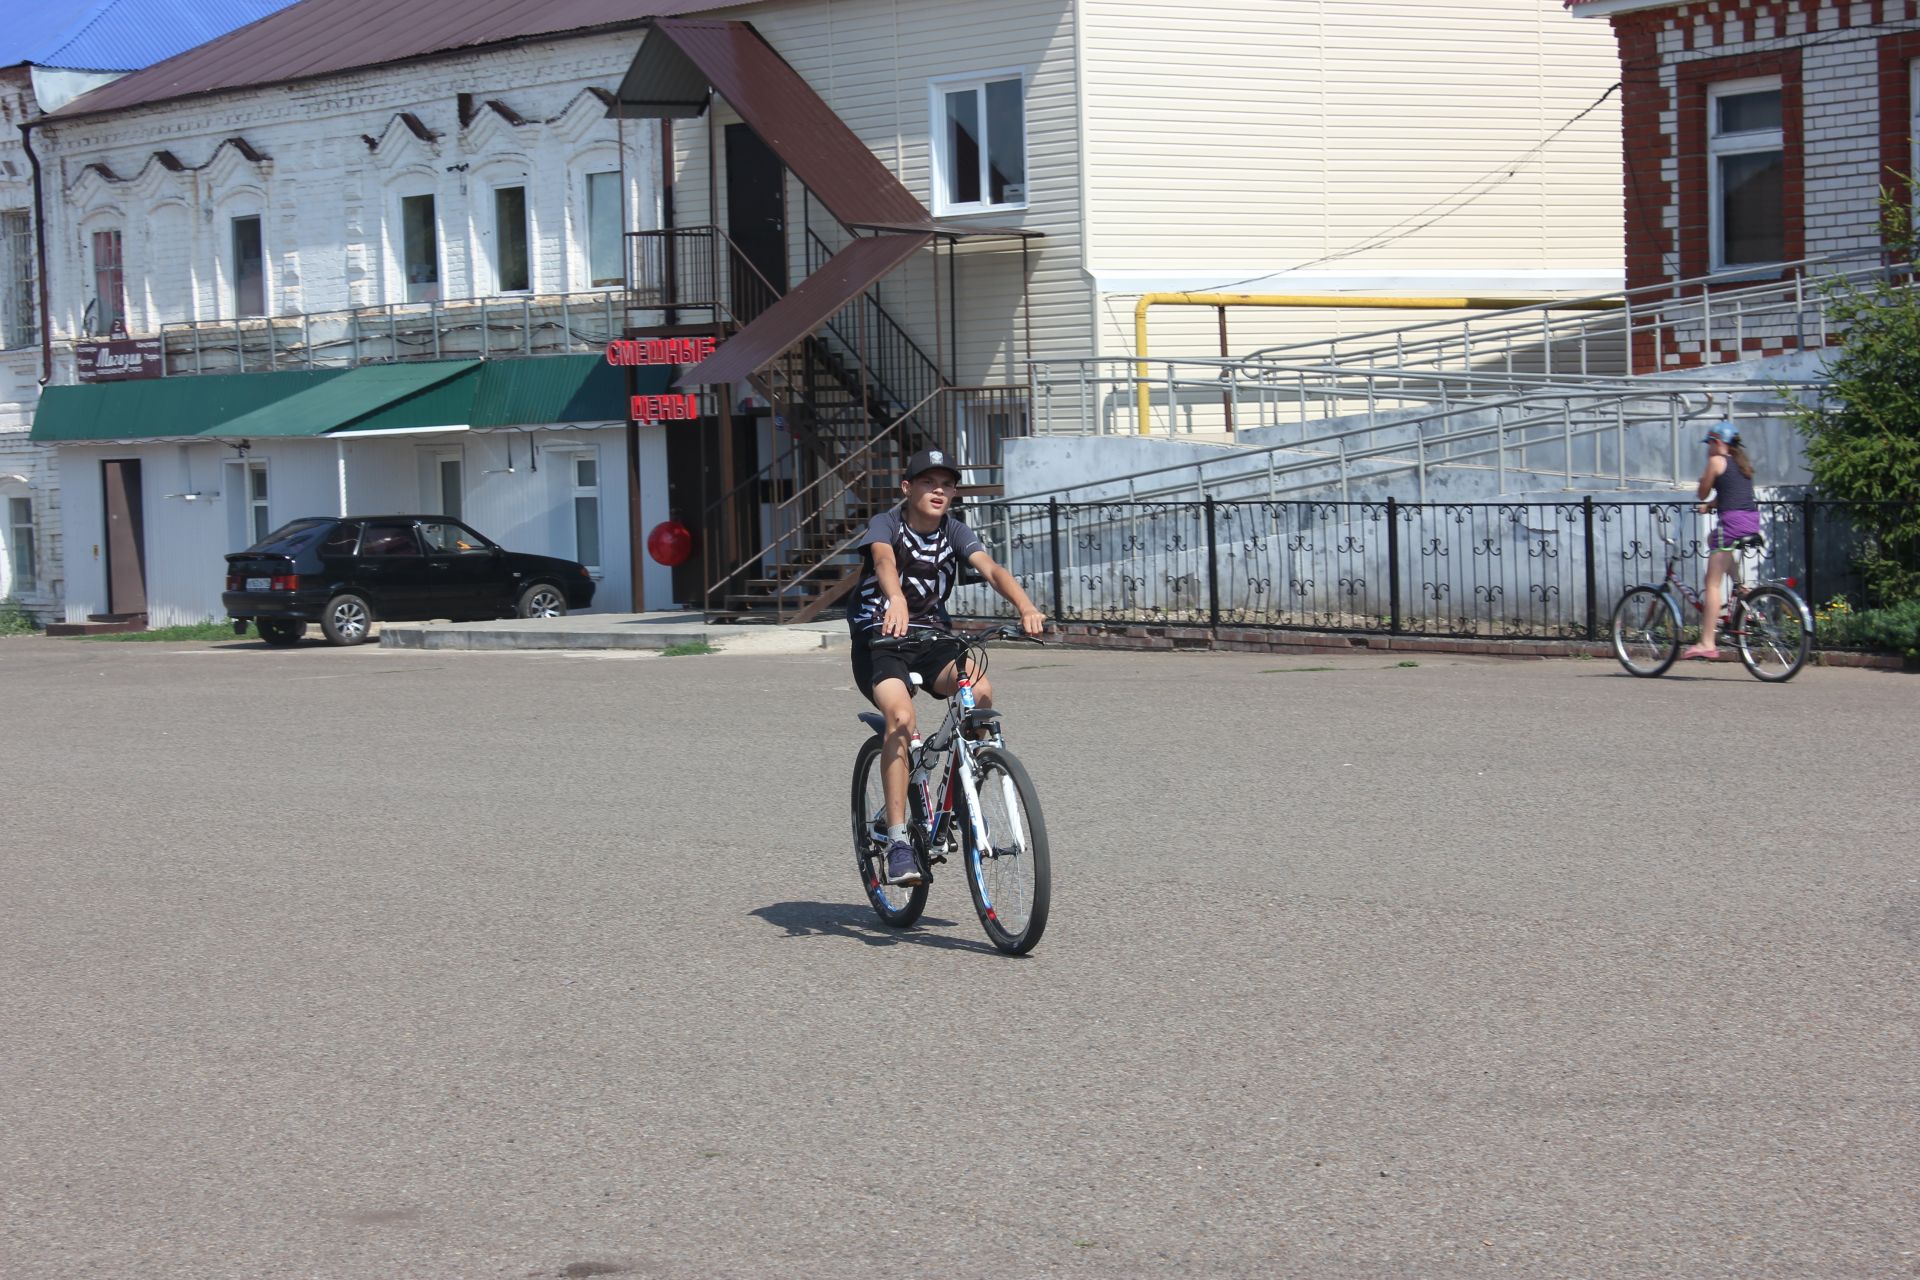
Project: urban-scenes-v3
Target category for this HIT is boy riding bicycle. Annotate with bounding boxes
[848,448,1046,886]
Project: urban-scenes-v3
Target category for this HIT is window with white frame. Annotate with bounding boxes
[430,450,463,521]
[401,193,440,302]
[1709,77,1785,268]
[90,227,127,335]
[1910,61,1920,200]
[1,210,36,348]
[570,454,601,571]
[494,185,530,293]
[245,461,270,544]
[586,171,623,288]
[232,215,265,317]
[930,72,1027,215]
[6,495,34,591]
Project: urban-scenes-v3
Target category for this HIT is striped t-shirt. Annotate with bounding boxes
[848,507,985,632]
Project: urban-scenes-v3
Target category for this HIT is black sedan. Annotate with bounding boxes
[224,516,596,646]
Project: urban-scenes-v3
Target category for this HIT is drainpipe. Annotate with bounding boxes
[20,120,54,386]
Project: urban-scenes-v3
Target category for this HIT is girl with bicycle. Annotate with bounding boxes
[847,448,1046,886]
[1684,421,1761,660]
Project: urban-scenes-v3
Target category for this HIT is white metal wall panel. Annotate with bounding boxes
[1078,0,1623,354]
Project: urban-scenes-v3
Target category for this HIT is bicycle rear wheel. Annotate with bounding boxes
[851,736,928,928]
[958,746,1050,955]
[1610,585,1682,677]
[1735,585,1811,682]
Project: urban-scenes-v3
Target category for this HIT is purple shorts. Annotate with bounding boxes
[1710,508,1763,551]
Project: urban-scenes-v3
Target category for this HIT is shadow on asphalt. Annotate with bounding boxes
[750,900,1003,955]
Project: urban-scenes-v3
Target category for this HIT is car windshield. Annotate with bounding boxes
[418,520,495,554]
[248,519,334,554]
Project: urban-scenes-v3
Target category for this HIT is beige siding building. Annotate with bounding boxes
[653,0,1622,379]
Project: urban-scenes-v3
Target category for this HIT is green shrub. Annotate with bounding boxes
[1786,192,1920,604]
[1817,596,1920,656]
[0,599,39,635]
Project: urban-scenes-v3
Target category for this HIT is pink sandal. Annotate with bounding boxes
[1681,644,1719,660]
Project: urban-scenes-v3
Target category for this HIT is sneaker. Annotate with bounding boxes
[884,839,924,886]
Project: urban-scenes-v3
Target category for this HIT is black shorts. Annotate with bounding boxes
[849,626,967,702]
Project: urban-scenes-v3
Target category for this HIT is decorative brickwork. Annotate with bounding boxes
[1596,0,1920,371]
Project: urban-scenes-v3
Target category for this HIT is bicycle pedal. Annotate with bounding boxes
[928,851,947,865]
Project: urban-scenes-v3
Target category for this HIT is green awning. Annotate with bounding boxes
[30,368,346,442]
[225,360,481,437]
[467,354,671,428]
[31,354,682,445]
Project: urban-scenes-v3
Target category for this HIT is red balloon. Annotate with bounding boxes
[646,520,695,567]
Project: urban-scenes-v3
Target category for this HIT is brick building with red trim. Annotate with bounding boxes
[1571,0,1920,370]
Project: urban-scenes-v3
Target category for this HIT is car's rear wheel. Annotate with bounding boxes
[321,593,374,646]
[517,583,568,618]
[257,619,307,647]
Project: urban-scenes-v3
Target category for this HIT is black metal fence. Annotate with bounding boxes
[949,498,1901,643]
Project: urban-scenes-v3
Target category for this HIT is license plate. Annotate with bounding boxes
[246,577,270,590]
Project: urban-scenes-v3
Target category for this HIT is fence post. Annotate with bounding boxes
[1205,496,1221,637]
[1801,495,1816,607]
[1387,496,1402,635]
[1048,498,1065,621]
[1583,495,1598,641]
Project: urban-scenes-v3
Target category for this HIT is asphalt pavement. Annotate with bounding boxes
[1,634,1915,1278]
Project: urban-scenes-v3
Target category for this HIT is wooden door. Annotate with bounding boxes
[101,459,147,616]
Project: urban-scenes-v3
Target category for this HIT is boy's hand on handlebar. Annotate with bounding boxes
[1019,607,1046,637]
[881,593,910,637]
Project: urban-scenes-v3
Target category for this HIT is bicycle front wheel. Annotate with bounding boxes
[1735,585,1812,682]
[850,735,928,928]
[959,746,1051,955]
[1610,585,1682,677]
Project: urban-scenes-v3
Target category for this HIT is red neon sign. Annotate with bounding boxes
[606,336,718,366]
[631,393,703,422]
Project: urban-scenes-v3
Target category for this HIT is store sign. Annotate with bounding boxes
[76,338,164,383]
[605,336,718,366]
[631,393,703,422]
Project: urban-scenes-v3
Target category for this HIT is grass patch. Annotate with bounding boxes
[86,619,244,642]
[660,639,716,657]
[1395,660,1419,668]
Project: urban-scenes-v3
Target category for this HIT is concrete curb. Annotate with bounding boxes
[377,613,851,654]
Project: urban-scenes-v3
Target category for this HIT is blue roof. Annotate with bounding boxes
[1,0,300,73]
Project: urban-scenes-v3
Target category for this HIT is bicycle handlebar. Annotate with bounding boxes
[868,622,1047,651]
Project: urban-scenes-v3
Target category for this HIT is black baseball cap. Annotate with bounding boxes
[903,448,961,483]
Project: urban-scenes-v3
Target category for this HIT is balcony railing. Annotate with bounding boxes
[157,290,631,375]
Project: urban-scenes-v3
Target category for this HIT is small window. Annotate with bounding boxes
[7,495,34,591]
[232,216,265,317]
[494,186,530,293]
[1709,78,1785,268]
[246,462,271,545]
[931,74,1027,215]
[360,522,421,557]
[320,522,361,556]
[572,455,601,571]
[1,210,37,348]
[433,454,462,521]
[419,520,492,554]
[402,193,440,302]
[587,171,623,288]
[90,228,126,335]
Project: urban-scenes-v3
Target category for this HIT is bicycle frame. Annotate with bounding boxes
[857,627,1022,872]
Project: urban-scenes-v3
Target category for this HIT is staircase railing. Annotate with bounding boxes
[700,399,932,621]
[1242,247,1907,383]
[626,226,783,329]
[805,228,948,434]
